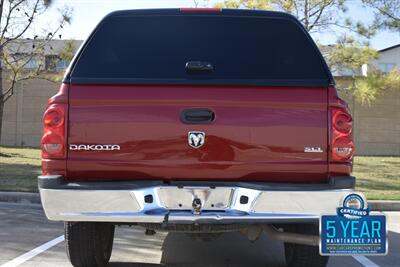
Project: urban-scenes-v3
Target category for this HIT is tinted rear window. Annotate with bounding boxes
[70,13,330,85]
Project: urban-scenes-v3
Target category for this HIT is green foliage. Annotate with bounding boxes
[324,36,399,106]
[214,0,369,34]
[59,40,76,62]
[326,36,378,71]
[242,0,271,9]
[351,69,400,106]
[385,69,400,89]
[362,0,400,31]
[214,0,270,9]
[43,40,77,82]
[213,0,397,35]
[343,18,377,38]
[214,0,240,8]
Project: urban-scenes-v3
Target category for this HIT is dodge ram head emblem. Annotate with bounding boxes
[188,131,205,148]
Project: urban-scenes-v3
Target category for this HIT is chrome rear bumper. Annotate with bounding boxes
[39,177,358,223]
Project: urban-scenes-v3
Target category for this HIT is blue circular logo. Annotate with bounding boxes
[337,193,369,219]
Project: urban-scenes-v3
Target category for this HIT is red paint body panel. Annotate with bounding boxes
[65,84,331,182]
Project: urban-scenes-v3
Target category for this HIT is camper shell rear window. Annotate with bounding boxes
[68,9,333,86]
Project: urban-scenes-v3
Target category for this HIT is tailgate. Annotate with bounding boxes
[66,84,328,182]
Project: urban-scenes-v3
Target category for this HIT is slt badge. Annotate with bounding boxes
[188,131,205,148]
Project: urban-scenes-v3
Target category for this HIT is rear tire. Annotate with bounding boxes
[283,224,329,267]
[65,222,115,267]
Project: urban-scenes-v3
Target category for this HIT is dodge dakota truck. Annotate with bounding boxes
[39,8,359,267]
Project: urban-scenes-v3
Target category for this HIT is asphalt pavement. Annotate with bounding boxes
[0,203,399,267]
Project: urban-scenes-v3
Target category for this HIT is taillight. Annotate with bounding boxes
[331,107,354,161]
[41,104,67,159]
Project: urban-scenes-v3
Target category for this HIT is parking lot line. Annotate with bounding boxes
[0,235,64,267]
[352,256,380,267]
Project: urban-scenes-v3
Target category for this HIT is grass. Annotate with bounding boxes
[0,146,41,192]
[353,156,400,200]
[0,146,399,200]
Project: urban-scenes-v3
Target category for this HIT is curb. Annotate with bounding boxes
[369,200,400,212]
[0,192,41,205]
[0,191,399,211]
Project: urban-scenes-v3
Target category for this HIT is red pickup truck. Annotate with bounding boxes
[39,8,358,267]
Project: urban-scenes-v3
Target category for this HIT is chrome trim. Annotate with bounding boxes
[188,131,205,148]
[40,186,357,223]
[157,187,233,210]
[304,147,323,153]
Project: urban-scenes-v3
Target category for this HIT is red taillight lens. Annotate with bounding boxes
[44,106,64,127]
[330,107,354,162]
[333,110,352,133]
[332,137,354,161]
[41,104,67,159]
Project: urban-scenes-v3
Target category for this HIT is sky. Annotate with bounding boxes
[31,0,400,50]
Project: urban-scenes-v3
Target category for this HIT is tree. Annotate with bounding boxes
[351,68,400,105]
[214,0,374,36]
[59,40,76,63]
[43,39,76,82]
[326,36,378,74]
[325,36,400,105]
[215,0,270,9]
[362,0,400,31]
[0,0,72,142]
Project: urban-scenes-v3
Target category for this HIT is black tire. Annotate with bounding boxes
[65,222,115,267]
[283,224,329,267]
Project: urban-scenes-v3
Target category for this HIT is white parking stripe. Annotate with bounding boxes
[351,215,400,267]
[0,235,64,267]
[352,256,380,267]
